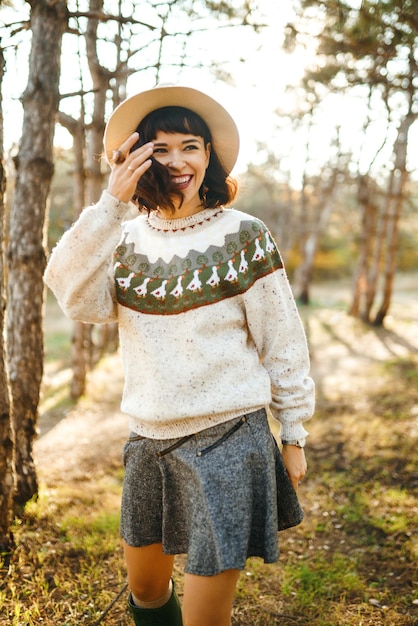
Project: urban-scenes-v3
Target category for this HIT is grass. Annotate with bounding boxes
[281,553,364,609]
[1,294,418,625]
[1,476,128,626]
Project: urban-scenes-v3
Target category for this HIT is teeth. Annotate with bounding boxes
[172,176,191,184]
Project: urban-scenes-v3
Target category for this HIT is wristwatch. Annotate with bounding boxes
[281,438,306,448]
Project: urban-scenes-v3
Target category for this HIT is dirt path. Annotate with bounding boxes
[36,354,128,483]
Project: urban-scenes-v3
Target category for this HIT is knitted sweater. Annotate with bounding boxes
[44,190,314,440]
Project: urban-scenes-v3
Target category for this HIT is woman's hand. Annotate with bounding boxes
[107,133,154,204]
[281,445,307,491]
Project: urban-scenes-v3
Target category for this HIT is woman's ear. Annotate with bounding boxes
[205,142,211,167]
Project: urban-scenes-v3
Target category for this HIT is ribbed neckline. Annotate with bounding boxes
[147,208,223,232]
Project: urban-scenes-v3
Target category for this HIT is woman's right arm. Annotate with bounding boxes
[44,191,136,323]
[45,134,154,323]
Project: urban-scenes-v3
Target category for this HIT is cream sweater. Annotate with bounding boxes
[44,191,314,440]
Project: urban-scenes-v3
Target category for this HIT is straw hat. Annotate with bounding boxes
[104,84,240,173]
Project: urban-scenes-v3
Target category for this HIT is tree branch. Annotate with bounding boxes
[68,10,157,30]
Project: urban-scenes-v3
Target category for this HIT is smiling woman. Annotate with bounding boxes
[44,83,314,626]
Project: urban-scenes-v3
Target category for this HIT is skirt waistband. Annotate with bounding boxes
[128,410,262,458]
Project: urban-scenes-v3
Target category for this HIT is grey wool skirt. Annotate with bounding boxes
[120,408,292,576]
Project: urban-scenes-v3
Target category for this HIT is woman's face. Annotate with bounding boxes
[152,130,211,217]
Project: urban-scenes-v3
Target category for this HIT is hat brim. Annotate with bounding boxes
[103,85,240,174]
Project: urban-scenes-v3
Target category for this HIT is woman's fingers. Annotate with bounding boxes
[107,134,154,203]
[111,133,154,167]
[111,132,141,164]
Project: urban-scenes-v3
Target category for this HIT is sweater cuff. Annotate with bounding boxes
[278,421,310,442]
[99,190,138,221]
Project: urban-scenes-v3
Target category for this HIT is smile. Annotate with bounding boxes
[171,175,192,187]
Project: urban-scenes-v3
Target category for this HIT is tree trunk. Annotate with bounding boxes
[68,0,122,398]
[363,196,388,322]
[70,322,91,398]
[349,111,415,326]
[348,175,378,321]
[57,111,93,399]
[294,187,336,304]
[373,112,415,326]
[0,46,15,554]
[7,0,68,506]
[293,134,339,305]
[85,0,109,204]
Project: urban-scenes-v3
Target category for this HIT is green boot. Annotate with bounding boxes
[128,582,183,626]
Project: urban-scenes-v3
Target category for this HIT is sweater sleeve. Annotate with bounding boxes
[242,254,315,441]
[44,191,137,324]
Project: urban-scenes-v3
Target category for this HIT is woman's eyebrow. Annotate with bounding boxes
[153,138,201,147]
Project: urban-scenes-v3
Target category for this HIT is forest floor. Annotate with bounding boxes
[2,274,418,625]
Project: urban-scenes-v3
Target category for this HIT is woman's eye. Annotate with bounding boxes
[153,148,166,154]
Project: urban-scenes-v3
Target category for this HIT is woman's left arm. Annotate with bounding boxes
[243,266,314,488]
[242,257,315,444]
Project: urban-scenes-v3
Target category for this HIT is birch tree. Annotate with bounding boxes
[289,0,417,324]
[7,0,68,506]
[0,44,15,554]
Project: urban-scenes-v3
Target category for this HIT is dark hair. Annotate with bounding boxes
[130,106,237,213]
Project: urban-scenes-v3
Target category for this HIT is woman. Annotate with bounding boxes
[44,84,315,626]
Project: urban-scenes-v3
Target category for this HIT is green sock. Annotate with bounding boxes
[128,580,182,626]
[132,580,172,609]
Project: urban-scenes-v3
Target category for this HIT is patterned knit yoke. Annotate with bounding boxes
[114,212,283,316]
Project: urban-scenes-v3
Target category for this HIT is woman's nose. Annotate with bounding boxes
[167,153,185,169]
